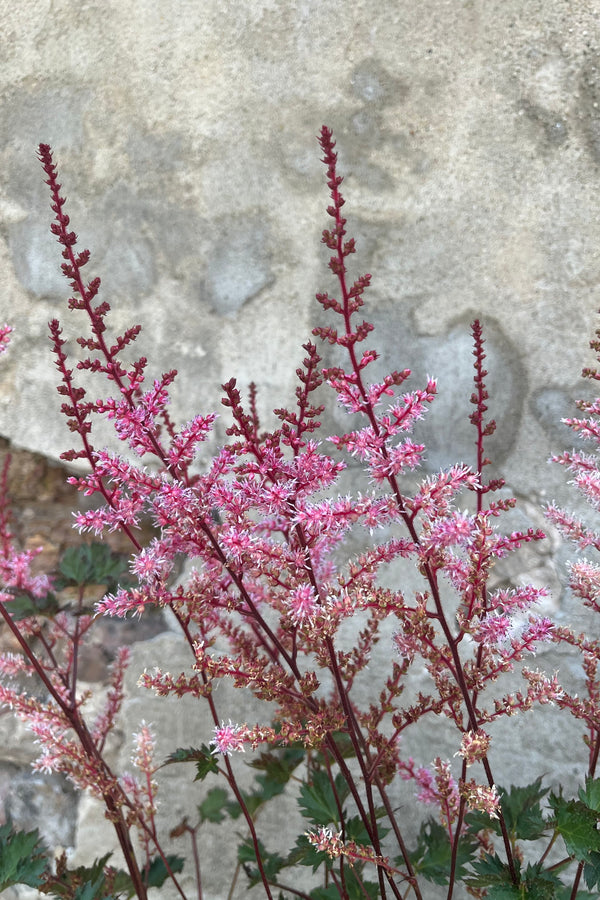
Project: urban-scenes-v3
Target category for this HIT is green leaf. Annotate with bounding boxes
[240,744,306,818]
[160,744,220,780]
[161,746,210,766]
[467,778,549,842]
[238,837,285,886]
[409,818,477,886]
[327,731,357,760]
[580,776,600,814]
[311,873,380,900]
[143,854,184,889]
[45,852,183,899]
[550,793,600,861]
[310,886,341,900]
[298,770,350,826]
[286,833,333,874]
[107,867,137,898]
[468,851,579,900]
[248,745,305,784]
[236,775,287,818]
[57,543,132,591]
[41,853,119,899]
[3,590,60,621]
[71,874,118,900]
[342,813,389,847]
[519,863,563,900]
[334,871,380,900]
[501,778,550,842]
[193,746,220,780]
[0,822,47,889]
[253,771,287,804]
[555,882,599,899]
[583,850,600,890]
[198,787,230,824]
[485,887,524,899]
[467,852,520,892]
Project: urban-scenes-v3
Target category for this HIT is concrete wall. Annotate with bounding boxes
[1,1,600,898]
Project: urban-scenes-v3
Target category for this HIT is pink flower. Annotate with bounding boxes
[168,413,216,467]
[456,729,491,766]
[96,586,149,618]
[285,584,320,624]
[210,720,247,756]
[520,617,554,647]
[459,780,500,819]
[473,613,512,646]
[131,544,171,583]
[132,721,156,774]
[0,325,12,355]
[425,511,474,549]
[307,826,343,857]
[568,558,600,607]
[413,766,438,805]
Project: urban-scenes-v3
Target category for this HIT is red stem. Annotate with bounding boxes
[318,127,517,888]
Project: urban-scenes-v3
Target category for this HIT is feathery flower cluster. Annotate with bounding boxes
[456,729,492,766]
[305,826,396,874]
[1,129,600,900]
[0,325,12,354]
[459,780,500,819]
[210,720,248,756]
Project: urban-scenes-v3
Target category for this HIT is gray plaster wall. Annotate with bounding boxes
[1,1,600,898]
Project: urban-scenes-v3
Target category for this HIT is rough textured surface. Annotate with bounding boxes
[1,1,600,897]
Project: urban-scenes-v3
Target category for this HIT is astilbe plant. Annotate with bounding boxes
[1,128,600,899]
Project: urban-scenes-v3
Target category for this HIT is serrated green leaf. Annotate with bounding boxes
[343,813,389,846]
[327,731,357,760]
[223,797,244,820]
[3,591,60,621]
[249,745,305,779]
[580,777,600,814]
[161,746,209,766]
[469,849,585,900]
[238,837,285,886]
[0,822,48,889]
[468,852,520,890]
[160,744,219,780]
[502,779,550,842]
[236,781,282,818]
[409,818,477,886]
[58,544,93,584]
[198,787,230,824]
[485,886,523,899]
[192,746,220,780]
[41,853,118,899]
[466,806,504,837]
[288,833,333,874]
[335,870,379,900]
[254,771,287,803]
[298,770,350,826]
[554,882,598,899]
[310,886,341,900]
[71,874,117,900]
[520,862,563,900]
[57,543,132,591]
[468,778,549,843]
[108,867,136,898]
[143,854,184,889]
[584,849,600,890]
[550,794,600,861]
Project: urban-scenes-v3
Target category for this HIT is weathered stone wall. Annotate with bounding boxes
[1,1,600,897]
